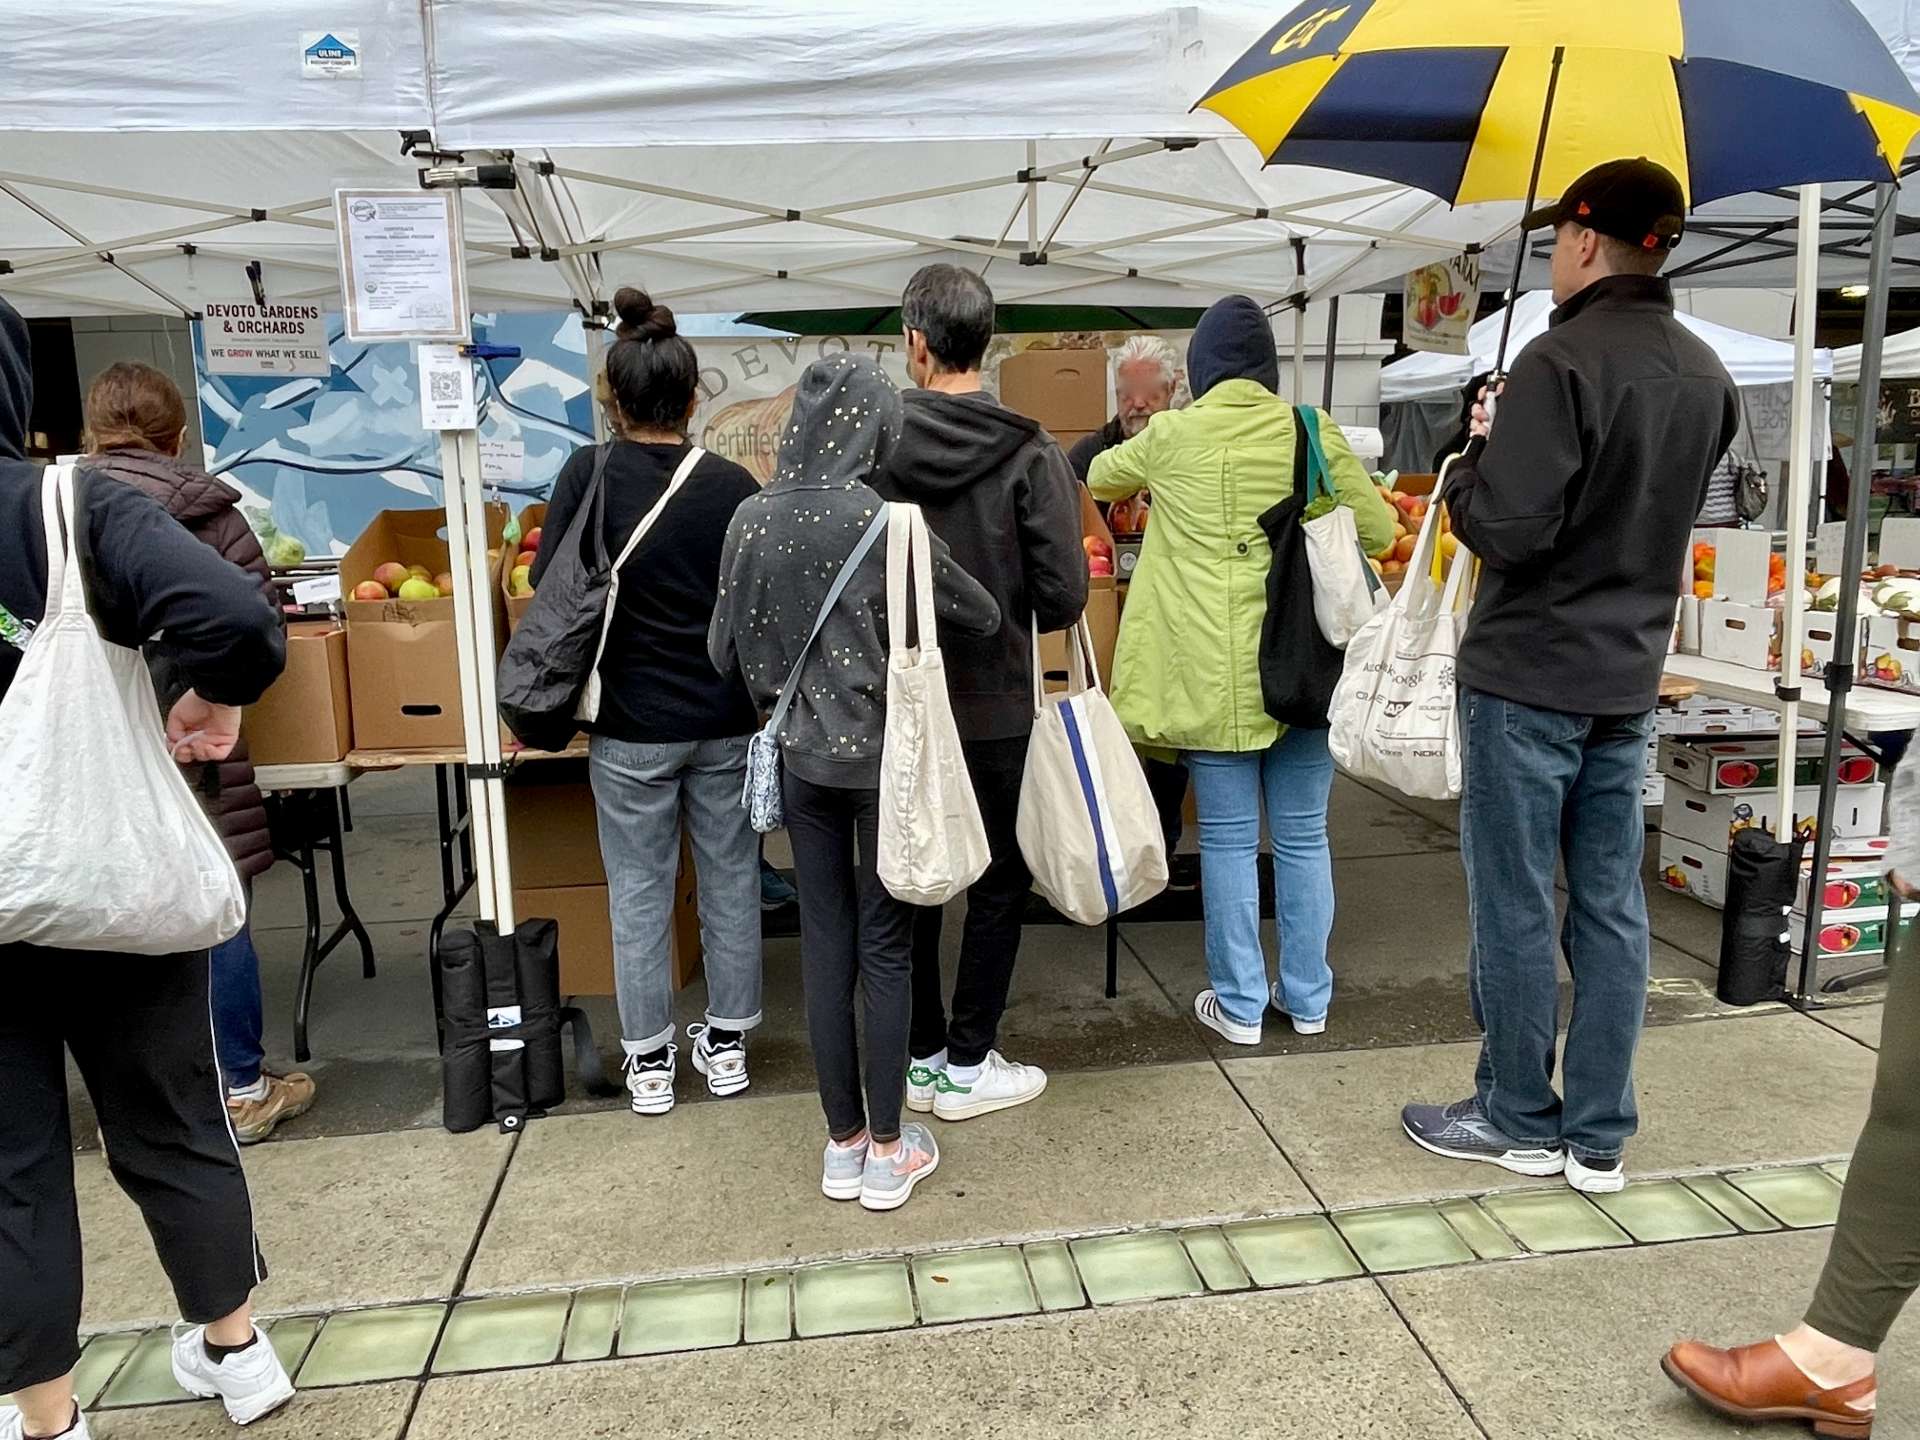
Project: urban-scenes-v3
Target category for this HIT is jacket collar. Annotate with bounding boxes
[1551,274,1674,328]
[1191,377,1279,408]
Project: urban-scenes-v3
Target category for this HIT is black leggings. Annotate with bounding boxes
[0,946,265,1394]
[782,773,916,1145]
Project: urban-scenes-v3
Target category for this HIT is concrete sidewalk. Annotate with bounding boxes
[51,768,1906,1437]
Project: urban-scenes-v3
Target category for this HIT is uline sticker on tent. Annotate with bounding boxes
[301,30,361,79]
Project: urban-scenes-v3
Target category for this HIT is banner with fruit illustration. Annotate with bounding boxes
[1401,257,1477,357]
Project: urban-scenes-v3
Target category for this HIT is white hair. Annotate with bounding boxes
[1113,334,1179,389]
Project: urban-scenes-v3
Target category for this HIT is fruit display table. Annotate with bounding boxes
[1663,655,1920,731]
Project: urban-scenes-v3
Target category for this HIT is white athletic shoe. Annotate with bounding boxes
[905,1057,943,1114]
[0,1405,91,1440]
[1193,989,1262,1046]
[931,1051,1048,1121]
[169,1325,295,1426]
[1566,1153,1628,1194]
[624,1044,678,1116]
[687,1024,749,1098]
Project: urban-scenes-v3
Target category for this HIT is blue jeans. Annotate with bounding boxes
[589,734,764,1053]
[1185,729,1336,1028]
[210,923,265,1092]
[1460,687,1653,1162]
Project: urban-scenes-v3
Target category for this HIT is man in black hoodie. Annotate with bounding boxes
[0,297,293,1439]
[876,263,1088,1123]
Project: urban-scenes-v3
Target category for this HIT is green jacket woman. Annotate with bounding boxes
[1088,294,1394,1046]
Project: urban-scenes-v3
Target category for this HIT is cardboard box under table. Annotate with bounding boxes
[243,622,352,766]
[1658,736,1877,795]
[342,505,508,752]
[1657,835,1891,913]
[1662,783,1884,853]
[503,765,702,996]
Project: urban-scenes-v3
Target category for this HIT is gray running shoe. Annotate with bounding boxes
[859,1123,940,1211]
[822,1134,870,1201]
[1401,1097,1566,1177]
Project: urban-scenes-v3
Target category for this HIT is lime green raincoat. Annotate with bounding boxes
[1089,378,1396,754]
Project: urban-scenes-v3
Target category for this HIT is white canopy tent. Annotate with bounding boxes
[1382,291,1835,404]
[1835,325,1920,379]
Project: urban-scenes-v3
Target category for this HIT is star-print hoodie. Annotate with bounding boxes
[709,353,1000,789]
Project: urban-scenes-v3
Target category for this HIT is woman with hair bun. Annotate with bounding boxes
[532,288,764,1117]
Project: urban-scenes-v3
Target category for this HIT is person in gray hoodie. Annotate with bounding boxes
[710,353,998,1212]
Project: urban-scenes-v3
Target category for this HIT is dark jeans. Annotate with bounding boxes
[783,771,916,1145]
[0,946,266,1394]
[1145,756,1187,853]
[910,734,1031,1069]
[1806,932,1919,1350]
[210,921,265,1092]
[1459,686,1653,1162]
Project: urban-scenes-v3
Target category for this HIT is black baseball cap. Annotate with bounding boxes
[1522,158,1687,253]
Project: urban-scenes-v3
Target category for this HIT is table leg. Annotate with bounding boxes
[287,791,324,1063]
[1105,917,1120,1000]
[291,787,381,1064]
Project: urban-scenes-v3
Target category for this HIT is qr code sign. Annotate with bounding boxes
[430,370,462,404]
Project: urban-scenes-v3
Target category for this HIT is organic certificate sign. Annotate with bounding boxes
[336,190,470,344]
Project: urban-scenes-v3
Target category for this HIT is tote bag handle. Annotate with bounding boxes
[885,503,939,660]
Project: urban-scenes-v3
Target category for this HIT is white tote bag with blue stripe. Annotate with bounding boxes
[1016,618,1168,925]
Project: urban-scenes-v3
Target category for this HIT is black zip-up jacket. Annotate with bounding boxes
[875,388,1088,741]
[0,300,284,713]
[1443,275,1739,716]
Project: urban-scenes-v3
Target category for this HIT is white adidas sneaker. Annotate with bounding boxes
[169,1324,295,1426]
[624,1044,678,1116]
[931,1051,1047,1121]
[688,1024,750,1098]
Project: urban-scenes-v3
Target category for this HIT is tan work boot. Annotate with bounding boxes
[227,1072,317,1145]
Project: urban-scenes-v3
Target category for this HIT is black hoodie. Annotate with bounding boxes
[876,389,1088,741]
[0,297,284,709]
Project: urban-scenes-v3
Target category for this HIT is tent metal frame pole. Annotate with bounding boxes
[1321,294,1340,410]
[1796,180,1897,1001]
[1291,238,1308,397]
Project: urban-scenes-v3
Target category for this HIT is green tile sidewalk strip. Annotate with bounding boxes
[1180,1229,1252,1292]
[620,1277,743,1355]
[1070,1231,1204,1305]
[1682,1173,1786,1233]
[794,1261,915,1338]
[72,1333,140,1408]
[99,1329,188,1408]
[1823,1161,1851,1184]
[743,1272,793,1344]
[912,1248,1041,1323]
[561,1287,623,1362]
[1435,1198,1524,1260]
[1590,1181,1738,1244]
[1480,1191,1632,1254]
[264,1317,322,1377]
[298,1304,445,1387]
[434,1294,569,1374]
[1729,1167,1845,1229]
[1333,1204,1475,1273]
[1024,1241,1086,1311]
[1224,1215,1365,1287]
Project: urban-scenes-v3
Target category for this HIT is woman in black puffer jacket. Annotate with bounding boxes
[86,362,314,1144]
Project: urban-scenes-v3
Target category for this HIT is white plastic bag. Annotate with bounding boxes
[0,465,246,954]
[1016,618,1167,924]
[1304,501,1388,647]
[877,504,992,907]
[1327,472,1475,801]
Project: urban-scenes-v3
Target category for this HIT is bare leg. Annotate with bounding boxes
[11,1373,78,1437]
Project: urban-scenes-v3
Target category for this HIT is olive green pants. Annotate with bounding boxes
[1805,937,1919,1351]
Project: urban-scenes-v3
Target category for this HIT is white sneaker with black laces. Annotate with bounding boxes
[624,1044,678,1116]
[1,1406,91,1440]
[169,1324,295,1426]
[687,1024,750,1098]
[1566,1152,1627,1194]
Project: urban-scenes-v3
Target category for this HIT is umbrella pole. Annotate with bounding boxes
[1492,45,1566,378]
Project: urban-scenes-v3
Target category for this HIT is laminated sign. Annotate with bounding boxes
[1402,255,1479,356]
[200,302,330,377]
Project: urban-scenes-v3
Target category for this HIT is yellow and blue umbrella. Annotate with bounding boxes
[1197,1,1920,208]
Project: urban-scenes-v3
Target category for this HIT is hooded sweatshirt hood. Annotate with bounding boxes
[770,352,902,491]
[1188,294,1278,400]
[885,388,1039,499]
[0,296,32,463]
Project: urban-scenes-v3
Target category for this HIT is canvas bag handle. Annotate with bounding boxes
[38,464,91,627]
[1028,614,1101,714]
[885,503,939,660]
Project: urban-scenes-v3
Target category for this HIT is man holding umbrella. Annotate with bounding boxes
[1399,159,1738,1194]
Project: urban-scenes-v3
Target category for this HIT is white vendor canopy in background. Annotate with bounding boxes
[1835,326,1920,380]
[1381,291,1836,403]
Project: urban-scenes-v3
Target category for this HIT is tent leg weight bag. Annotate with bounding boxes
[439,919,572,1133]
[1717,827,1803,1006]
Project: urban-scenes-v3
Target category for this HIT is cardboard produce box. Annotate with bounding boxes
[999,349,1109,434]
[1653,698,1779,737]
[1656,832,1729,907]
[512,874,703,997]
[1658,736,1877,796]
[1794,838,1896,916]
[1038,576,1120,690]
[1659,834,1891,913]
[1791,906,1913,965]
[342,505,507,751]
[1699,600,1864,681]
[1663,782,1883,851]
[244,622,351,766]
[1862,613,1920,692]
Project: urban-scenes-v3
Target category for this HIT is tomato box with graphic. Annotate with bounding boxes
[1790,908,1914,963]
[1658,736,1876,795]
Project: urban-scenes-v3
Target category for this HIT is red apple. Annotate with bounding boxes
[523,527,543,551]
[1089,555,1115,577]
[434,572,455,597]
[372,562,410,593]
[352,580,390,602]
[517,550,538,572]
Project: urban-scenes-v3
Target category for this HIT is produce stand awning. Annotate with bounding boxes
[1834,323,1920,380]
[1381,291,1835,404]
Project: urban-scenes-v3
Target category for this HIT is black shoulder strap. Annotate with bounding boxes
[1291,405,1309,501]
[583,442,614,570]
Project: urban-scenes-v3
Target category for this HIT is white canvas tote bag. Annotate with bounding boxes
[0,465,246,953]
[1295,406,1387,648]
[1016,617,1168,924]
[876,503,992,906]
[1327,474,1475,801]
